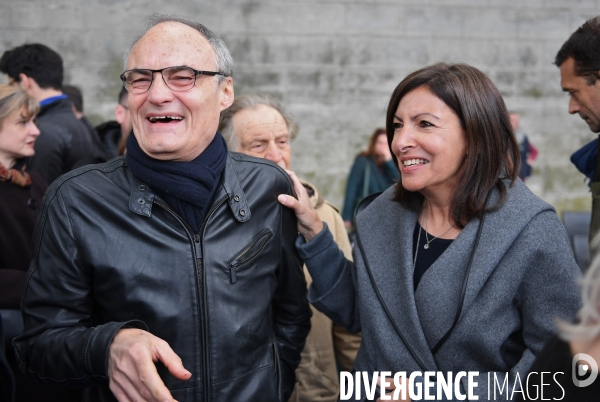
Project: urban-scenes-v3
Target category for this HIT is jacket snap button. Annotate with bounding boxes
[137,198,145,205]
[234,195,240,202]
[138,184,146,191]
[239,209,246,216]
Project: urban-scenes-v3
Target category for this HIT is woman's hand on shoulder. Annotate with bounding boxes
[277,170,324,242]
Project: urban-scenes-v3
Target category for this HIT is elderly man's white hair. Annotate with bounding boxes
[219,93,299,151]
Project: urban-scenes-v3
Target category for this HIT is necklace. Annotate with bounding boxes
[421,201,453,250]
[412,208,424,274]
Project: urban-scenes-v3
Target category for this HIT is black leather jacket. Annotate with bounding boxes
[14,153,311,402]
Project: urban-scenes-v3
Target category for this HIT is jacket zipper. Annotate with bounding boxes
[154,195,228,402]
[227,230,272,284]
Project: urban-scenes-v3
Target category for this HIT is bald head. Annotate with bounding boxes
[123,13,233,80]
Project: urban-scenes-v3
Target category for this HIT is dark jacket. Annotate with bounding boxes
[33,98,94,174]
[0,168,47,309]
[28,120,75,184]
[77,116,110,165]
[341,156,398,222]
[95,120,122,160]
[14,153,311,402]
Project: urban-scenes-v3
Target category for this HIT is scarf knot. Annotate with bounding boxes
[0,162,31,187]
[126,132,228,232]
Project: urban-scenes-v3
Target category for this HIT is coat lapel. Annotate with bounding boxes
[356,189,439,372]
[414,217,479,349]
[414,181,554,351]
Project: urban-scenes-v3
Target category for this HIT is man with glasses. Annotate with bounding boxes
[14,13,311,402]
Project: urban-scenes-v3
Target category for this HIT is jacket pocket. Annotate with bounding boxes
[226,228,273,284]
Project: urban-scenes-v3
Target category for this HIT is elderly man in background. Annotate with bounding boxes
[14,14,310,402]
[555,16,600,258]
[220,93,361,402]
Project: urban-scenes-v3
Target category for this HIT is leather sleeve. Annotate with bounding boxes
[13,186,147,386]
[272,187,312,400]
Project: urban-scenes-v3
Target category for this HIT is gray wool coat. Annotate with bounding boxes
[297,180,581,401]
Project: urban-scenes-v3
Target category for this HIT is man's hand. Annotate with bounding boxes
[278,170,324,242]
[108,328,191,402]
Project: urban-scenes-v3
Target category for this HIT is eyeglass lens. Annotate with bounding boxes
[123,67,196,93]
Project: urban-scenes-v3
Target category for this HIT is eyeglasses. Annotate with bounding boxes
[120,66,227,94]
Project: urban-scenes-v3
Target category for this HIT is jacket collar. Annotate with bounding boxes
[128,154,251,223]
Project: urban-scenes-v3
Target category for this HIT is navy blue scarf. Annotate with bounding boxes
[570,138,598,188]
[126,132,227,232]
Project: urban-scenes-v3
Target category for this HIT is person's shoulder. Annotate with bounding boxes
[503,179,555,216]
[228,152,292,187]
[48,157,128,192]
[34,120,71,141]
[356,186,399,223]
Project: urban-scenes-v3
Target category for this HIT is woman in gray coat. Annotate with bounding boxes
[278,63,581,401]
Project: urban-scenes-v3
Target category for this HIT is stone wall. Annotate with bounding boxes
[1,0,598,214]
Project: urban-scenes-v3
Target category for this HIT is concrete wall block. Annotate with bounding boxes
[516,10,570,40]
[516,70,564,98]
[344,4,404,35]
[221,4,291,34]
[368,37,432,68]
[542,0,598,9]
[405,6,465,38]
[223,3,345,34]
[284,3,346,34]
[462,7,518,39]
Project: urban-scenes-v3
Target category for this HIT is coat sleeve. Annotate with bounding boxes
[13,186,146,387]
[296,225,361,334]
[456,210,581,401]
[272,194,312,400]
[324,204,362,371]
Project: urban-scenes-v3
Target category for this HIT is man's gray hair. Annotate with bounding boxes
[219,93,299,151]
[123,12,234,83]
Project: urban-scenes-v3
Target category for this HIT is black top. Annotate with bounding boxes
[520,335,600,401]
[412,222,453,291]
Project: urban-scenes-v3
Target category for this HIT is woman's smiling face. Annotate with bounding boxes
[391,85,467,201]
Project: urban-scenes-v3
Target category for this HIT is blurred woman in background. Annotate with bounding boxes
[0,85,76,401]
[341,127,399,228]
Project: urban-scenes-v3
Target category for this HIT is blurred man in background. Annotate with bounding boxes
[556,16,600,257]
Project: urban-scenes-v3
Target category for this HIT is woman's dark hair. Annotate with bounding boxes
[385,63,520,228]
[358,127,387,166]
